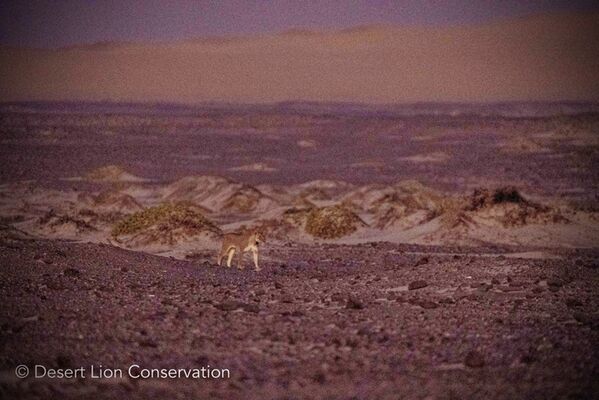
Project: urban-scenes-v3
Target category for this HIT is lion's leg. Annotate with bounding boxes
[217,247,225,266]
[226,247,236,267]
[237,248,244,270]
[252,249,260,271]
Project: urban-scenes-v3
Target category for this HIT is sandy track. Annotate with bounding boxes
[1,235,598,399]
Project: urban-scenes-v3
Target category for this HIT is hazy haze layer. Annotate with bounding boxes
[1,13,598,103]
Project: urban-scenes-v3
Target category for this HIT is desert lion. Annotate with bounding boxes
[217,230,263,271]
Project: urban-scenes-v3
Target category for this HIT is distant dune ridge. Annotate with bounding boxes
[1,12,598,103]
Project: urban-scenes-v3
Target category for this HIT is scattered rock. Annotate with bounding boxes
[63,267,81,277]
[438,297,455,304]
[414,256,429,267]
[331,293,345,302]
[415,299,438,309]
[498,285,522,292]
[138,339,158,348]
[281,294,294,303]
[565,298,582,308]
[408,280,428,290]
[464,350,485,368]
[547,279,563,288]
[242,304,260,313]
[346,296,364,310]
[214,301,244,311]
[520,351,536,364]
[312,371,327,384]
[572,312,599,329]
[21,315,39,323]
[290,310,305,317]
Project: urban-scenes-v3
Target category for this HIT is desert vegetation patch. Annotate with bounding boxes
[111,203,220,240]
[455,187,567,227]
[305,204,366,239]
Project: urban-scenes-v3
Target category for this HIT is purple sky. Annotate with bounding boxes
[1,0,598,48]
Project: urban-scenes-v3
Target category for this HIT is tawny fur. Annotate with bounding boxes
[217,230,263,271]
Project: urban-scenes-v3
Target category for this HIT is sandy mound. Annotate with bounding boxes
[75,208,125,226]
[71,191,145,228]
[305,204,366,239]
[111,203,221,246]
[164,176,279,213]
[85,165,145,182]
[350,181,443,228]
[37,209,98,236]
[78,190,143,213]
[164,176,232,208]
[462,187,567,227]
[295,180,354,203]
[0,223,33,243]
[222,185,278,213]
[439,187,568,229]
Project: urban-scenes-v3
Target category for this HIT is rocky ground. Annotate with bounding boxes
[1,103,598,399]
[1,231,598,399]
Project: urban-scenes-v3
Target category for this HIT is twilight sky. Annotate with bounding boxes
[1,0,598,48]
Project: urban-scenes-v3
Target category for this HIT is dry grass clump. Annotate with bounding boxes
[466,187,530,210]
[305,204,365,239]
[111,203,220,238]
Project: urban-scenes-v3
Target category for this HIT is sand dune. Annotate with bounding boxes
[1,13,598,103]
[2,168,597,256]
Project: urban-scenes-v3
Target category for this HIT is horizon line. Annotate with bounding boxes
[2,10,595,51]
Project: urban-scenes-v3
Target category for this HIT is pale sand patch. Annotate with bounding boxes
[398,152,449,163]
[350,160,384,168]
[229,163,277,172]
[412,135,435,142]
[64,165,149,183]
[502,251,562,260]
[500,137,550,154]
[175,154,215,161]
[297,139,317,148]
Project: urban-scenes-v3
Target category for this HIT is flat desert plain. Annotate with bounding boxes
[0,102,598,399]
